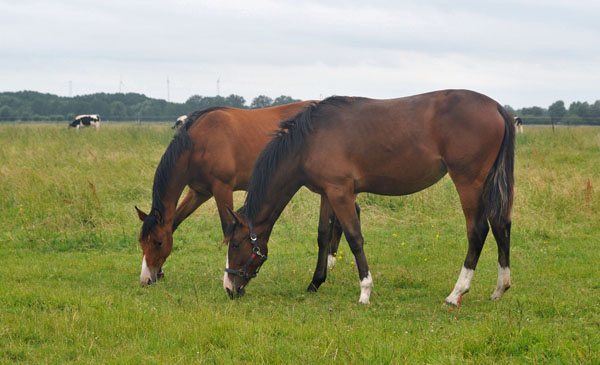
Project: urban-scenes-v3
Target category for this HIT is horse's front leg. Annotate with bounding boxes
[328,202,360,270]
[172,189,212,232]
[326,187,372,304]
[212,181,235,244]
[307,195,336,292]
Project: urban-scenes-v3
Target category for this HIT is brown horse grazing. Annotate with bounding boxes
[135,102,350,287]
[224,89,515,306]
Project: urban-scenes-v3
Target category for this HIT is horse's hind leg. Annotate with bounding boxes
[307,196,336,292]
[445,183,489,306]
[490,220,511,300]
[328,202,360,270]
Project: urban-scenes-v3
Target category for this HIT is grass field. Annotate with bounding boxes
[1,123,599,363]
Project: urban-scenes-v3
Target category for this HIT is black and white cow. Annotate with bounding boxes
[172,114,188,129]
[514,117,523,133]
[69,114,101,130]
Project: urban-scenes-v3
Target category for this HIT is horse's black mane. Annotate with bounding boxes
[141,106,225,237]
[239,96,353,221]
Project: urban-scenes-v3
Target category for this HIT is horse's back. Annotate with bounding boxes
[186,102,313,190]
[302,90,507,195]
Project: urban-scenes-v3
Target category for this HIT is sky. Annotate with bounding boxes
[1,0,599,108]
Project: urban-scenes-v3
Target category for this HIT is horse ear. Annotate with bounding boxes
[224,207,239,237]
[225,206,241,226]
[135,206,147,221]
[153,209,164,225]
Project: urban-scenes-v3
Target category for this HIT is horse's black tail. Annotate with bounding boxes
[482,106,515,226]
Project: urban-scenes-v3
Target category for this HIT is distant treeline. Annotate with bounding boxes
[0,91,300,122]
[1,90,599,125]
[506,100,600,126]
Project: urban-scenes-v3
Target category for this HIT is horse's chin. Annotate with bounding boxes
[226,287,246,300]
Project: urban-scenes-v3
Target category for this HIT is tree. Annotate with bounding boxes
[185,95,204,110]
[272,95,301,106]
[568,101,590,120]
[503,105,515,115]
[250,95,273,109]
[186,94,240,110]
[110,101,128,120]
[138,100,162,120]
[225,94,246,108]
[548,100,566,131]
[564,113,582,126]
[590,100,600,125]
[0,105,16,121]
[520,106,545,116]
[91,99,108,117]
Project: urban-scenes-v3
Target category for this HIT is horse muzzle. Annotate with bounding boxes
[226,286,246,300]
[140,256,164,286]
[141,268,164,286]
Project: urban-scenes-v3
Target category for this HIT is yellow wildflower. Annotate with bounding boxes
[393,233,398,238]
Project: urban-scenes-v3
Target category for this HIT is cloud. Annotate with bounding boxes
[1,0,599,107]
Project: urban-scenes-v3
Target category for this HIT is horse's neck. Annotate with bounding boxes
[157,164,190,228]
[253,165,303,230]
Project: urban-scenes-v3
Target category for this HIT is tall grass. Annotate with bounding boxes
[0,124,598,363]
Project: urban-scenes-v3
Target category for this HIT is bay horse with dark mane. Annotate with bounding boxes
[135,102,350,287]
[224,89,515,306]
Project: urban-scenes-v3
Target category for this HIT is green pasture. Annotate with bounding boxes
[0,124,598,363]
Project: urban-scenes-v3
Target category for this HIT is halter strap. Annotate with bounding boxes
[248,221,258,242]
[224,223,267,279]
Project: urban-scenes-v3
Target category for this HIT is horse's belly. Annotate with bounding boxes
[354,161,448,196]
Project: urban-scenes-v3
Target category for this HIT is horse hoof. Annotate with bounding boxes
[490,285,510,300]
[307,282,318,292]
[443,299,458,307]
[443,296,460,307]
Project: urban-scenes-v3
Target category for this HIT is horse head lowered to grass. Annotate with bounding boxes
[135,102,352,287]
[225,90,515,306]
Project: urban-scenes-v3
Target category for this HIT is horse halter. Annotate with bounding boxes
[224,222,268,280]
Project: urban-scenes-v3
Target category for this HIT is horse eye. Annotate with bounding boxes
[230,241,240,249]
[155,241,163,248]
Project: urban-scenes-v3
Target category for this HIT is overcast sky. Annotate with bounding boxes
[1,0,599,108]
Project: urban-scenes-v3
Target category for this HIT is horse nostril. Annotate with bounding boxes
[237,287,246,297]
[226,288,234,300]
[147,279,153,286]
